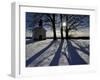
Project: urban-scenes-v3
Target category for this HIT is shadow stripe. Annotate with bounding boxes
[26,40,55,66]
[70,40,89,56]
[49,40,64,66]
[67,40,87,65]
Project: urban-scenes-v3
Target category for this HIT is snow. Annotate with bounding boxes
[26,39,53,60]
[59,40,69,65]
[26,39,89,67]
[28,39,61,67]
[70,40,89,63]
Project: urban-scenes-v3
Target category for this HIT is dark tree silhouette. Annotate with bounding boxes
[52,14,57,40]
[65,15,87,39]
[60,14,64,39]
[65,15,68,39]
[44,14,57,40]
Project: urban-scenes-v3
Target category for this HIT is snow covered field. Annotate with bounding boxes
[26,39,89,67]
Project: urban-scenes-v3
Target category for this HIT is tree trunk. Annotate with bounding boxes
[66,15,69,40]
[52,14,57,40]
[61,27,63,39]
[60,14,64,39]
[66,28,69,39]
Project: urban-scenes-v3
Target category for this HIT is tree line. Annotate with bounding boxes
[26,13,89,40]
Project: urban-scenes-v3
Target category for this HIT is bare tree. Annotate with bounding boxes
[65,15,86,39]
[60,14,64,39]
[44,14,57,40]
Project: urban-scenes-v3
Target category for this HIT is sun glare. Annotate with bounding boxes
[62,22,66,27]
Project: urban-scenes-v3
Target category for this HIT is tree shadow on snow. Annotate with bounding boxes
[66,40,87,65]
[49,40,64,66]
[26,40,56,67]
[70,40,89,56]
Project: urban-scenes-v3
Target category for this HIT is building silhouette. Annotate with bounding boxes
[32,19,46,41]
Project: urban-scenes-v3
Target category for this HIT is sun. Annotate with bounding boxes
[62,22,66,27]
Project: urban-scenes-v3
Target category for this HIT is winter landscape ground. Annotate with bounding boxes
[26,39,89,67]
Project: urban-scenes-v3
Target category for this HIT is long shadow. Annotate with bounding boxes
[70,40,89,56]
[49,40,64,66]
[26,40,55,67]
[34,52,54,66]
[67,40,87,65]
[34,40,61,66]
